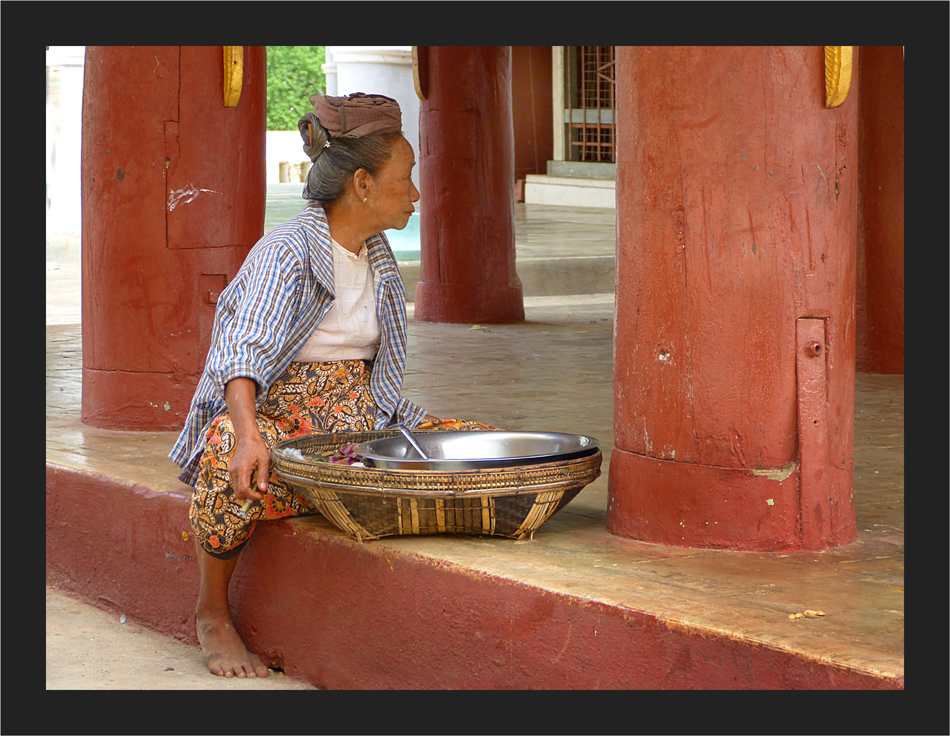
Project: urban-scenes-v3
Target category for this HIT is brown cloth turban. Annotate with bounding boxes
[299,92,403,162]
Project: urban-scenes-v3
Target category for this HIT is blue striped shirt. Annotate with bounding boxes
[168,204,426,486]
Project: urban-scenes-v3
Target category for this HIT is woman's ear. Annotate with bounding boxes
[352,167,373,202]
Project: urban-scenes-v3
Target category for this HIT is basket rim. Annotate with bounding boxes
[276,461,601,498]
[271,430,602,497]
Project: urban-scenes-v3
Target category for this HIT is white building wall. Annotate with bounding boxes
[46,46,86,263]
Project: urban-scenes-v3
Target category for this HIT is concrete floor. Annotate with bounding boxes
[45,585,318,690]
[45,202,903,690]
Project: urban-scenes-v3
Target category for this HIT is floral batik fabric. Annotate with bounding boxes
[189,360,378,559]
[189,359,502,559]
[413,418,497,432]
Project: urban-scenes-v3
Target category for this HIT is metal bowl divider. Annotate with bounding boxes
[356,430,600,470]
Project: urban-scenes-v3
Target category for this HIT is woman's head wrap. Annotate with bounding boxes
[299,92,402,162]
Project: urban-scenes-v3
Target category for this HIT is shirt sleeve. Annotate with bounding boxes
[206,245,303,403]
[394,396,428,428]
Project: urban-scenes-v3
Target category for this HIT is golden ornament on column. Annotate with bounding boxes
[824,46,852,107]
[412,46,428,101]
[223,46,243,107]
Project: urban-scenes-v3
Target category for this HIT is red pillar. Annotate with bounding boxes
[414,46,524,324]
[80,46,266,430]
[608,47,858,551]
[856,47,904,374]
[511,46,554,182]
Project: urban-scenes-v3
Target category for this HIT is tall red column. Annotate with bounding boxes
[81,46,266,430]
[856,47,904,374]
[608,47,858,551]
[414,46,524,324]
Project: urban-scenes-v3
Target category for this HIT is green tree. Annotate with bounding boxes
[266,46,326,131]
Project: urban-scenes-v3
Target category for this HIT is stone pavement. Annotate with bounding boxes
[45,585,318,690]
[45,202,904,690]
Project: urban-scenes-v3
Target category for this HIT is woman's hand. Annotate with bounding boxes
[415,413,442,430]
[225,377,270,502]
[229,432,270,503]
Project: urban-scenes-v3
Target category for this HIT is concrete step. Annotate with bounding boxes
[524,174,616,209]
[399,255,615,300]
[46,459,904,691]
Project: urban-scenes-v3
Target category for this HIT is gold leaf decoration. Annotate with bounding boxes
[223,46,243,108]
[824,46,853,108]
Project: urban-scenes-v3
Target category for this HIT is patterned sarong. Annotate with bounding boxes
[189,360,493,558]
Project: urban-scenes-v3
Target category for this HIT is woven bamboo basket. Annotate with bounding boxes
[271,430,601,542]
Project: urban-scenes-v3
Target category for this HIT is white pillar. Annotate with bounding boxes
[322,47,338,96]
[551,46,566,163]
[325,46,420,196]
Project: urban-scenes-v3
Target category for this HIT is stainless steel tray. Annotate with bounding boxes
[356,430,600,470]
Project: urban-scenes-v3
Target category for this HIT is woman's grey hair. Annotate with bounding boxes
[302,120,404,205]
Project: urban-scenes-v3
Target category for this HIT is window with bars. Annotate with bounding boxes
[565,46,616,163]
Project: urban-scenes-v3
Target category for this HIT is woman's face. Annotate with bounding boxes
[364,137,420,232]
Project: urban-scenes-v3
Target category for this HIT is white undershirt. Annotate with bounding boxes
[293,238,380,362]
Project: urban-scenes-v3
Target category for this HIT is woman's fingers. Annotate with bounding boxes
[230,438,269,501]
[255,449,270,493]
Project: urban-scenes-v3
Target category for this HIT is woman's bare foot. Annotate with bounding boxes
[196,608,270,678]
[193,539,269,678]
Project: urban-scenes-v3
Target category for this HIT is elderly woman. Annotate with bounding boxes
[170,93,482,679]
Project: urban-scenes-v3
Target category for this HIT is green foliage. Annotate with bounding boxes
[266,46,326,131]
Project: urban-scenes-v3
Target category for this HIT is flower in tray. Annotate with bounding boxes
[329,443,364,465]
[279,447,308,462]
